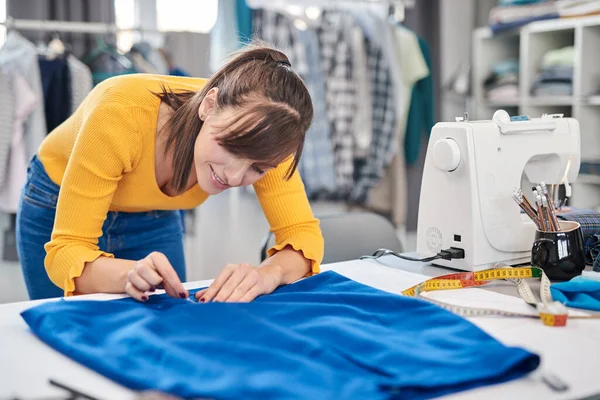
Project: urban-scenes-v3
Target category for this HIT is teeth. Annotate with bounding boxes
[212,170,227,186]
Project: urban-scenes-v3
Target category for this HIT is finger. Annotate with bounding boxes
[126,281,149,302]
[136,262,164,288]
[199,264,236,302]
[164,280,183,299]
[213,266,252,302]
[237,285,263,303]
[225,270,260,302]
[148,252,187,298]
[194,288,208,301]
[127,268,152,293]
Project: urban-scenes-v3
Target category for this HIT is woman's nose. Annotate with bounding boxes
[225,165,247,187]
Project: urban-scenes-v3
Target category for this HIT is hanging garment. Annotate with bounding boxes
[296,28,338,198]
[314,11,358,198]
[21,271,540,400]
[83,40,137,85]
[0,31,47,161]
[405,36,435,166]
[350,24,373,159]
[39,56,72,133]
[0,68,15,189]
[67,55,93,114]
[236,0,253,44]
[0,73,40,213]
[253,9,337,198]
[367,24,430,228]
[129,42,170,75]
[350,12,398,204]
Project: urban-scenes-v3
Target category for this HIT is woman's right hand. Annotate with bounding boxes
[126,252,189,302]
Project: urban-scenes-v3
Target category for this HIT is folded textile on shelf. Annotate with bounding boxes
[489,1,559,33]
[532,81,573,96]
[487,84,520,103]
[484,59,520,102]
[557,0,600,17]
[20,271,541,400]
[541,46,575,68]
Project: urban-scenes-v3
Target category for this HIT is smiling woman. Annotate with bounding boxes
[16,43,324,303]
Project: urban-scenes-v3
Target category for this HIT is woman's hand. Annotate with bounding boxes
[127,252,189,302]
[195,263,283,303]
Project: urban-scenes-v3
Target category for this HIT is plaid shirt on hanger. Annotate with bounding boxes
[350,12,398,204]
[252,9,337,199]
[314,11,357,198]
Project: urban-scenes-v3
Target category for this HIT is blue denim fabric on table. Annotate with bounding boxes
[16,155,186,300]
[21,271,540,400]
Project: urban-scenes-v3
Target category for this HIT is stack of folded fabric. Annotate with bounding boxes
[531,46,575,97]
[489,0,559,34]
[557,0,600,18]
[484,59,520,103]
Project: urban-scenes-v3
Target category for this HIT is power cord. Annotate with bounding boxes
[360,247,465,263]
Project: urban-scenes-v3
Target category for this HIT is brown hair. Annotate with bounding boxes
[156,42,313,194]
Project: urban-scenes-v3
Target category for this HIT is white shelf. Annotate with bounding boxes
[585,96,600,105]
[472,16,600,201]
[523,97,574,107]
[577,173,600,185]
[483,101,520,108]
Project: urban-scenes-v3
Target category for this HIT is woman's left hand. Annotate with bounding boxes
[195,263,283,303]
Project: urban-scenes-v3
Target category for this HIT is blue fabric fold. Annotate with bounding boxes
[21,271,540,400]
[551,275,600,311]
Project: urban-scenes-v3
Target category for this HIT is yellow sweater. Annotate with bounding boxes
[38,74,324,296]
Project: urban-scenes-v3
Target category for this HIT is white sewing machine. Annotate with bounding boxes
[416,110,581,271]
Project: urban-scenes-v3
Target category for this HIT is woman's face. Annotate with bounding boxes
[193,89,276,195]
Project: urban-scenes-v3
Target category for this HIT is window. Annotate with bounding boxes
[156,0,217,33]
[0,0,7,49]
[114,0,137,53]
[115,0,217,52]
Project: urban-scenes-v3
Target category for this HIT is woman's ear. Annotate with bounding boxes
[198,87,219,121]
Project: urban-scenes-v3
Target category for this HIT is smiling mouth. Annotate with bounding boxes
[210,166,229,187]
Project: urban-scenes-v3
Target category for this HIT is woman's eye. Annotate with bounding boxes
[253,166,265,175]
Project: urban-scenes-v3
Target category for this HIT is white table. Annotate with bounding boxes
[1,257,599,400]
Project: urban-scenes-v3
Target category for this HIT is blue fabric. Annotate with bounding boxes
[21,271,540,399]
[499,0,549,5]
[16,155,186,300]
[405,36,434,165]
[551,276,600,311]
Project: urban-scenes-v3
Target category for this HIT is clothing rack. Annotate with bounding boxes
[0,17,163,35]
[246,0,414,20]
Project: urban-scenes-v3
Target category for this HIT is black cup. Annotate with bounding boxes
[531,221,586,281]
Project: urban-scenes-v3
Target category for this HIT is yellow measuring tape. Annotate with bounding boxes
[401,265,599,327]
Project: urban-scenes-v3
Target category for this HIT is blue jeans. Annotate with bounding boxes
[16,156,187,300]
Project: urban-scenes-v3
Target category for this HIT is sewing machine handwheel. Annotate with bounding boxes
[432,138,461,172]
